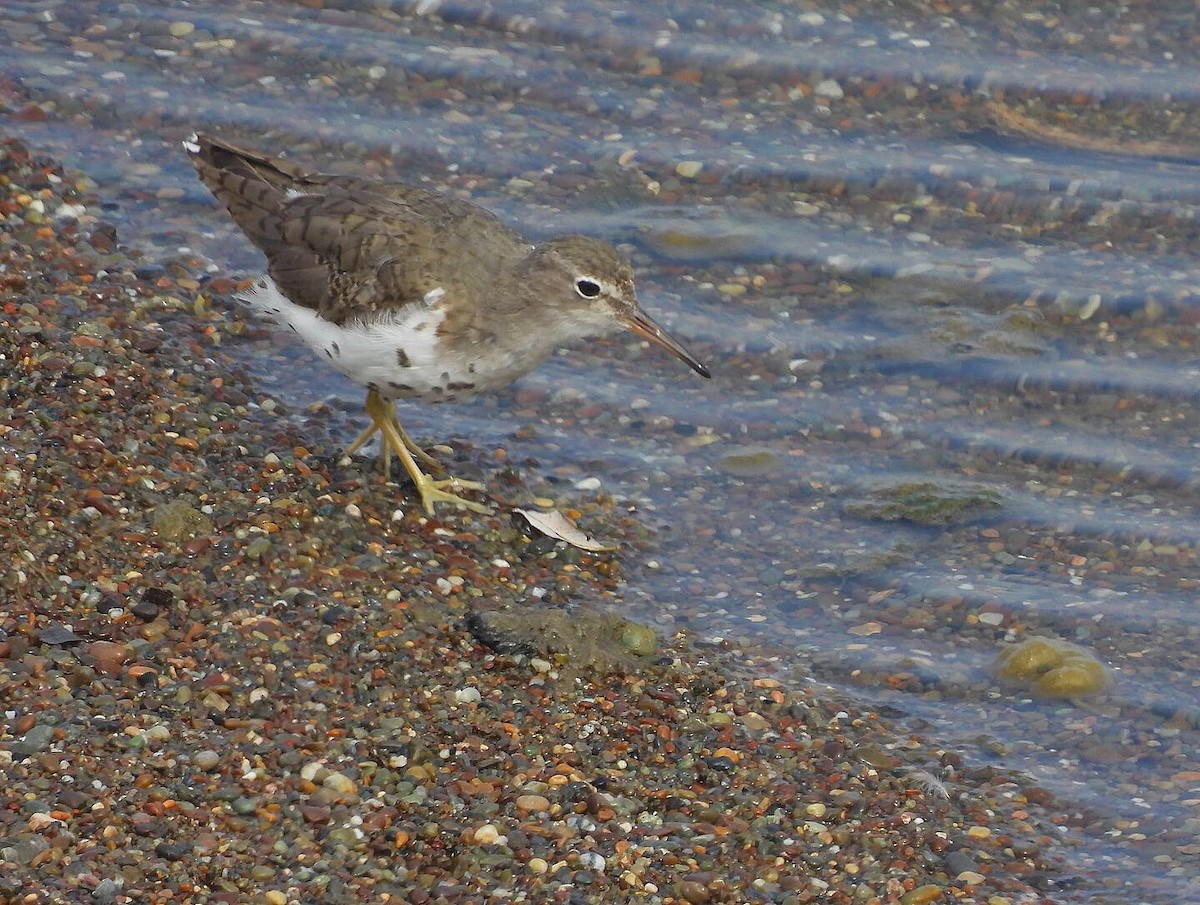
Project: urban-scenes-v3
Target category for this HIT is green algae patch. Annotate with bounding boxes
[466,608,658,677]
[991,637,1113,698]
[645,224,755,261]
[848,481,1003,526]
[718,447,781,478]
[152,499,213,546]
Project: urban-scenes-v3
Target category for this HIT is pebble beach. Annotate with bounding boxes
[5,0,1200,902]
[0,133,1083,905]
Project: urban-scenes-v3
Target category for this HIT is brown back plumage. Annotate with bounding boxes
[186,133,527,326]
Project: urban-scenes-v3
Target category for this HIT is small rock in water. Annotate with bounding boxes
[718,447,780,477]
[814,78,844,99]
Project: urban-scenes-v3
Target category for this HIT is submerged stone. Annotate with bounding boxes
[991,637,1112,698]
[849,481,1003,526]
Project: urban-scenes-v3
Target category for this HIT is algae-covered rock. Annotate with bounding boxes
[465,608,658,676]
[618,621,658,657]
[991,637,1112,698]
[848,481,1003,526]
[152,499,213,544]
[717,447,781,478]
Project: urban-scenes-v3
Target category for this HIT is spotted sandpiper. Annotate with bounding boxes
[185,133,710,515]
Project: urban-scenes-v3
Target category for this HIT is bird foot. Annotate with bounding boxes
[359,388,491,516]
[412,474,491,516]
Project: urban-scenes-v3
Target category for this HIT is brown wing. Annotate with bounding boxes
[186,133,526,326]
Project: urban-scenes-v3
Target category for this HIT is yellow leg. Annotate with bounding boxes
[360,389,489,515]
[345,408,439,467]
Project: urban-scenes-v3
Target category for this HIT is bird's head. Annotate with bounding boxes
[524,235,710,378]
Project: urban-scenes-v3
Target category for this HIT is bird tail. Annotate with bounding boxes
[184,132,309,189]
[183,132,314,246]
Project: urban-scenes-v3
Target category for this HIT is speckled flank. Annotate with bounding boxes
[237,277,471,400]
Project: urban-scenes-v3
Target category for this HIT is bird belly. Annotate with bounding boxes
[240,277,494,402]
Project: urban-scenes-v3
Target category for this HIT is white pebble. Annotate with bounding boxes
[28,813,58,831]
[322,772,357,795]
[578,851,606,872]
[473,823,505,845]
[814,79,844,99]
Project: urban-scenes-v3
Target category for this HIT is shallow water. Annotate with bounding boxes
[5,0,1200,900]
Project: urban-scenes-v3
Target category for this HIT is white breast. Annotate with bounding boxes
[239,277,480,401]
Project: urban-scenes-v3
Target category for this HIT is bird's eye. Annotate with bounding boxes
[575,278,601,299]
